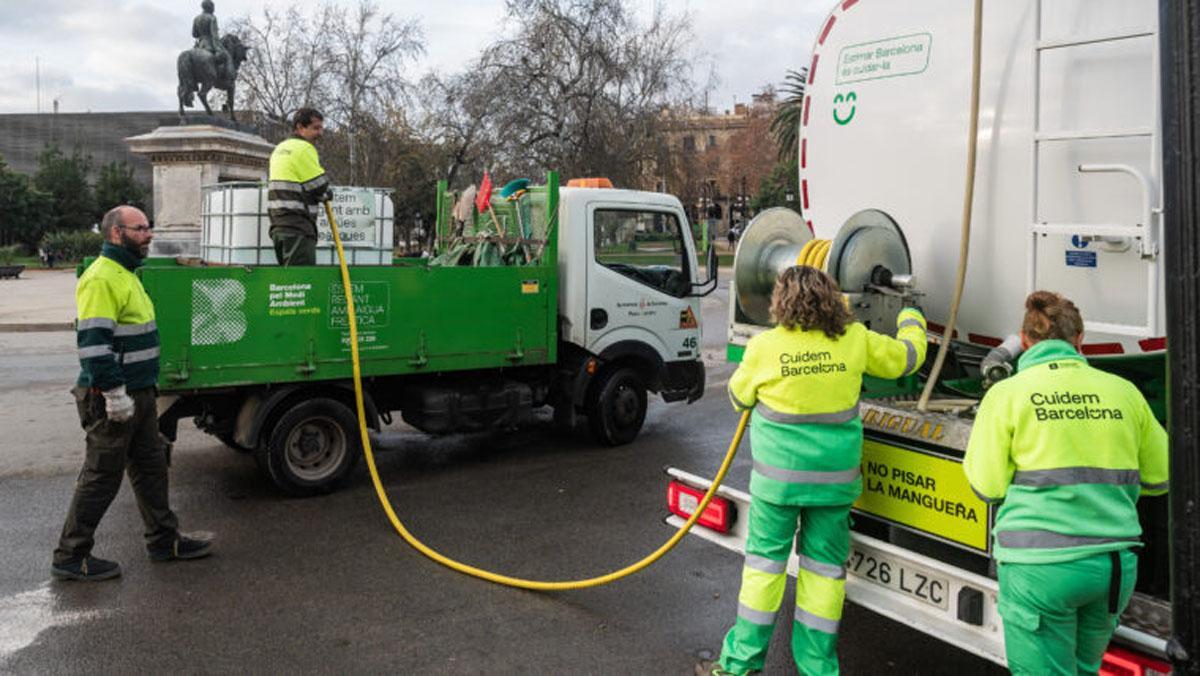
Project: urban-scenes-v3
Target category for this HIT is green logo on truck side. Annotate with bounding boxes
[836,33,933,85]
[833,91,857,125]
[192,279,247,346]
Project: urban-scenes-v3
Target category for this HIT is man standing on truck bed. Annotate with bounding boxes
[52,206,212,582]
[964,291,1169,675]
[268,107,331,266]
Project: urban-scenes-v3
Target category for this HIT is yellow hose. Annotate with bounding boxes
[324,201,749,590]
[797,238,832,270]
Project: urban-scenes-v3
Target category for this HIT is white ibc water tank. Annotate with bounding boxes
[200,183,395,266]
[799,0,1164,356]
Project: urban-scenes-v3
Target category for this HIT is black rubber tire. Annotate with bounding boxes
[586,367,648,446]
[260,397,361,496]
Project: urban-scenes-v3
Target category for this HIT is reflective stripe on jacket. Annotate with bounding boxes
[963,339,1169,564]
[729,307,927,505]
[268,136,329,237]
[75,242,159,391]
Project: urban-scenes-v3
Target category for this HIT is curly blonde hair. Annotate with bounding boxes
[769,265,854,337]
[1022,290,1083,343]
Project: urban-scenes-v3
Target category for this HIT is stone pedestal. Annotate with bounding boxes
[126,125,274,257]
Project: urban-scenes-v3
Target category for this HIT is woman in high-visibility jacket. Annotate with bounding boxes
[964,291,1168,675]
[708,266,927,676]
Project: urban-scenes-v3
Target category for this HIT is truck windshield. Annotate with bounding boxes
[594,209,691,297]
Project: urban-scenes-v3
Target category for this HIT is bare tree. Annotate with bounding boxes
[417,63,510,188]
[326,0,424,183]
[232,1,424,183]
[229,6,336,124]
[431,0,698,187]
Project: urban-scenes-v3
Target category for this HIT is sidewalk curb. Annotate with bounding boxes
[0,322,74,333]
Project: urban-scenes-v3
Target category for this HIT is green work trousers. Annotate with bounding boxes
[271,230,317,266]
[998,549,1137,675]
[54,386,179,564]
[717,499,851,676]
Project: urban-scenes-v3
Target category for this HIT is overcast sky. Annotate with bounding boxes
[0,0,828,115]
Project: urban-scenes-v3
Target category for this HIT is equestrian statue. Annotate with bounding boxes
[177,0,249,122]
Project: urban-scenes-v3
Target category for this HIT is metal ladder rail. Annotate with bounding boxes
[1027,0,1162,337]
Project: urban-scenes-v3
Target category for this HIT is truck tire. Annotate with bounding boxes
[587,367,647,446]
[260,398,361,496]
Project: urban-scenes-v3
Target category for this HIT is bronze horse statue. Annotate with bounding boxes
[177,33,249,122]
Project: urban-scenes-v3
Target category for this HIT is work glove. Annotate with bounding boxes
[102,385,135,423]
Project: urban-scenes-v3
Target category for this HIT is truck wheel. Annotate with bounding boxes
[261,398,361,496]
[587,367,647,446]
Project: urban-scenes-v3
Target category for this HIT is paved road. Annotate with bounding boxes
[0,281,1005,674]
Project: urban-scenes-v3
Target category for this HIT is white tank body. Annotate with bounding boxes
[799,0,1164,355]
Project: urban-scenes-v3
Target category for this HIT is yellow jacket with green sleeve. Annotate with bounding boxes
[963,339,1169,563]
[75,242,159,391]
[728,307,927,505]
[268,136,330,238]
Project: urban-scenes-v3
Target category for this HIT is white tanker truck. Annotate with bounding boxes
[665,0,1181,670]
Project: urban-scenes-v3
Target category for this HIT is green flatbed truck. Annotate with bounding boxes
[143,173,716,494]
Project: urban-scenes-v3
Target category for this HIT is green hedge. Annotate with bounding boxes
[0,244,20,265]
[43,231,104,262]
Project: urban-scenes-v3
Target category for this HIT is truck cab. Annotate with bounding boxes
[556,186,709,440]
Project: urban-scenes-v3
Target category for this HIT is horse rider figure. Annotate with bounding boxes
[192,0,230,80]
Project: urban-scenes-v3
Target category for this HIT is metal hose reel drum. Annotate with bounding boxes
[733,207,914,327]
[827,209,913,293]
[733,208,815,326]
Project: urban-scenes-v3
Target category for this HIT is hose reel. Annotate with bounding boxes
[733,207,916,329]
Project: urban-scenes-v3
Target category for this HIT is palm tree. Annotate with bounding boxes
[769,69,808,161]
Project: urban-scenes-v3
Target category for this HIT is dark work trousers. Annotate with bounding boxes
[54,386,179,564]
[271,230,317,266]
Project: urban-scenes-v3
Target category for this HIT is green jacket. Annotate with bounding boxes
[75,242,159,391]
[964,340,1169,563]
[730,308,927,505]
[268,136,330,238]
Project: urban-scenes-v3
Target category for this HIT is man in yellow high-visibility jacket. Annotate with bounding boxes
[705,266,927,676]
[268,107,331,266]
[52,206,212,582]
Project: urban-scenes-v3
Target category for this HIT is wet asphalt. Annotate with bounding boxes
[0,280,1004,674]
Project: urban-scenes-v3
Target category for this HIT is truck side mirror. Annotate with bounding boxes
[691,244,719,297]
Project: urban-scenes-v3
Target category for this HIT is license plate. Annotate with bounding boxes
[847,545,951,610]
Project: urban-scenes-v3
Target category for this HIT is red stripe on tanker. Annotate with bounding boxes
[1139,337,1166,352]
[1081,343,1125,356]
[820,15,837,45]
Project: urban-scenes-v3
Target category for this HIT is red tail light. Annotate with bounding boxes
[667,480,734,533]
[1100,646,1172,676]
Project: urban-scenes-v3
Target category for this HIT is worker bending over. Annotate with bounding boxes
[964,291,1168,675]
[704,265,926,676]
